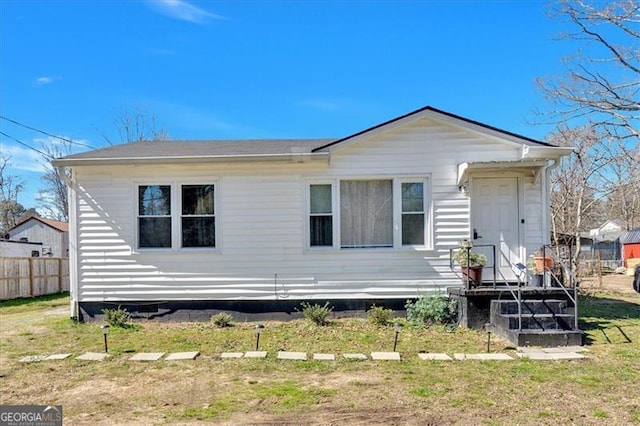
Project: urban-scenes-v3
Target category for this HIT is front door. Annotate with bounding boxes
[471,177,520,282]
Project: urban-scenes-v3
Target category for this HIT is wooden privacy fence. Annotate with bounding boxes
[0,257,69,300]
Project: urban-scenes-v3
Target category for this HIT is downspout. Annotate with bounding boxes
[57,166,80,320]
[541,159,561,249]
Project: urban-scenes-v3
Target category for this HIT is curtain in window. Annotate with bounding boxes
[340,180,393,248]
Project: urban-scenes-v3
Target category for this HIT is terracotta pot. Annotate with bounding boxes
[462,265,483,288]
[534,256,553,272]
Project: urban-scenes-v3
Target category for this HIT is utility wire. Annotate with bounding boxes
[0,115,96,149]
[0,131,49,157]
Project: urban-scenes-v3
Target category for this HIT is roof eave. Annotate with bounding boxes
[52,152,330,167]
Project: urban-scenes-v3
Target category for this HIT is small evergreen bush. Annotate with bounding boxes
[300,301,333,326]
[405,294,457,327]
[366,305,394,326]
[211,312,234,328]
[102,306,132,328]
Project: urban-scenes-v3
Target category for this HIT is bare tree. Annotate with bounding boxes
[36,139,73,221]
[538,0,640,140]
[548,126,611,270]
[102,104,169,145]
[0,155,26,233]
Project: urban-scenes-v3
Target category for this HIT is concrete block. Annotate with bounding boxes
[44,353,72,361]
[129,352,165,361]
[76,352,110,361]
[371,352,401,361]
[244,351,267,359]
[165,351,199,361]
[418,353,453,361]
[19,355,48,363]
[313,353,335,361]
[277,351,307,361]
[516,352,586,360]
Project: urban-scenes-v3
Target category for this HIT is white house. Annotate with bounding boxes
[53,106,572,320]
[7,216,69,258]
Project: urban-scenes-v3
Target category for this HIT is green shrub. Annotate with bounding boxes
[102,306,132,328]
[211,312,234,328]
[367,305,394,326]
[405,294,457,327]
[300,301,333,326]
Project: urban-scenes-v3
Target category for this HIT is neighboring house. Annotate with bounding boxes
[7,216,69,258]
[0,239,43,257]
[53,105,572,320]
[589,220,624,261]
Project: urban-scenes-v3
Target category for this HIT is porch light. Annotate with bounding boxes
[393,322,403,352]
[101,324,110,353]
[254,323,265,351]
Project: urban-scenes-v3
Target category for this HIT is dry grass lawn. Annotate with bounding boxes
[1,275,639,425]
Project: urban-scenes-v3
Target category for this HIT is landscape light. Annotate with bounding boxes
[254,323,265,351]
[393,322,402,352]
[485,322,492,353]
[101,324,110,353]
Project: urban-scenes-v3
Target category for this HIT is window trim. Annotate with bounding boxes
[135,180,220,253]
[305,175,432,251]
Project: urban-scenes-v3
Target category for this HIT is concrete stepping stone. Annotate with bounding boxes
[76,352,110,361]
[371,352,401,361]
[277,351,307,361]
[418,353,453,361]
[516,352,586,360]
[454,353,514,361]
[344,353,368,360]
[19,355,48,363]
[129,352,165,361]
[313,353,335,361]
[244,351,267,359]
[220,352,244,359]
[44,353,72,361]
[165,351,199,361]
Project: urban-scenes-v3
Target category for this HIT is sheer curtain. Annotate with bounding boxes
[340,180,393,248]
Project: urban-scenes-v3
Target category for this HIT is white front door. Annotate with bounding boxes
[471,177,520,282]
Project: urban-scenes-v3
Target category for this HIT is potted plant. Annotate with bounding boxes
[453,247,487,287]
[531,249,554,273]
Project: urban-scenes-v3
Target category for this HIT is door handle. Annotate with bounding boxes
[473,229,481,240]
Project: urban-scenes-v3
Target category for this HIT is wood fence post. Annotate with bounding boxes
[29,257,34,297]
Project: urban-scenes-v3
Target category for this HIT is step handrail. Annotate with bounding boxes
[543,244,579,330]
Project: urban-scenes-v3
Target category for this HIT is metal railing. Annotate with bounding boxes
[543,244,579,330]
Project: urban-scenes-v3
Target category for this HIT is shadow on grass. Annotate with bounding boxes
[579,295,639,345]
[0,291,69,309]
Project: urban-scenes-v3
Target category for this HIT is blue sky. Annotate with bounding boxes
[1,0,575,209]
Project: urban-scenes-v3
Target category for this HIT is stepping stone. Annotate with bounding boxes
[454,353,514,361]
[277,351,307,361]
[344,353,368,360]
[418,353,453,361]
[220,352,244,359]
[313,353,335,361]
[165,351,199,361]
[371,352,401,361]
[76,352,110,361]
[19,355,48,363]
[542,346,589,354]
[244,351,267,359]
[44,353,72,361]
[129,352,165,361]
[516,352,586,360]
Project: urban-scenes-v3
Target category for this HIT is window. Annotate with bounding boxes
[340,180,393,248]
[138,185,172,248]
[309,184,333,246]
[137,183,217,250]
[401,181,425,245]
[181,185,215,248]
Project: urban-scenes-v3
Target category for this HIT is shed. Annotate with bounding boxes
[620,228,640,269]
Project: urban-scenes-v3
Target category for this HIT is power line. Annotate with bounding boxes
[0,115,96,149]
[0,131,49,157]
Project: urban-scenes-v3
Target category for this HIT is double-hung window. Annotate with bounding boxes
[138,185,172,248]
[307,177,430,250]
[137,183,217,250]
